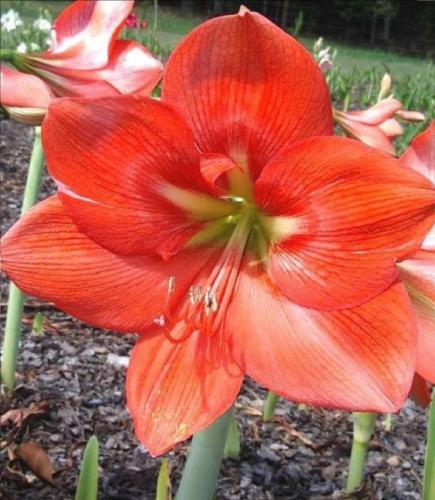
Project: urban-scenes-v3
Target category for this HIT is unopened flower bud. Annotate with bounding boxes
[378,73,392,102]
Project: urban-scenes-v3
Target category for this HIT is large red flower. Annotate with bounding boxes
[396,122,435,385]
[2,10,435,456]
[0,0,162,124]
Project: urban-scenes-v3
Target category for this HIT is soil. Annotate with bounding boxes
[0,119,428,500]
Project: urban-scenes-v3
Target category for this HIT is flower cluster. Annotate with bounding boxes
[1,8,52,56]
[32,17,51,32]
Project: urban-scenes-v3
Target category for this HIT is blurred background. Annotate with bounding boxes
[1,0,434,151]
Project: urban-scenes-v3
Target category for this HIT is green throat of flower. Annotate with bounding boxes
[156,180,299,342]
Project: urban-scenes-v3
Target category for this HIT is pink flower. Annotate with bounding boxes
[0,1,162,124]
[125,13,139,28]
[334,97,425,155]
[125,12,148,29]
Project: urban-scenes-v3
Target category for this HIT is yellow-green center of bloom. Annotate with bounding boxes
[155,168,299,342]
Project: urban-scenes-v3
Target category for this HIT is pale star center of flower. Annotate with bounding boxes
[155,208,256,342]
[154,168,300,342]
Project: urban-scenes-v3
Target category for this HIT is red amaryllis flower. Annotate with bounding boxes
[0,0,162,124]
[396,122,435,385]
[2,10,435,456]
[333,97,425,155]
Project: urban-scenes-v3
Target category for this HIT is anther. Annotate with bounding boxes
[153,314,166,327]
[168,276,176,294]
[188,285,203,305]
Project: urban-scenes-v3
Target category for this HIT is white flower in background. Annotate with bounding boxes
[30,42,40,52]
[33,17,51,32]
[312,38,336,73]
[1,9,23,32]
[16,42,27,53]
[313,37,324,52]
[318,47,333,71]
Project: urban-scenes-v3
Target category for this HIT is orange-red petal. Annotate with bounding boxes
[42,96,212,257]
[42,0,133,68]
[398,250,435,384]
[255,136,435,310]
[334,109,396,155]
[400,121,435,184]
[29,66,118,98]
[80,40,163,96]
[227,262,416,412]
[400,122,435,250]
[341,98,402,125]
[126,330,243,456]
[0,196,218,334]
[37,40,162,98]
[409,373,431,408]
[162,9,332,179]
[0,64,54,109]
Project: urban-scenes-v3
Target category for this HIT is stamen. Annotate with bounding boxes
[189,212,252,335]
[168,276,176,294]
[159,183,236,220]
[155,210,255,343]
[188,285,203,305]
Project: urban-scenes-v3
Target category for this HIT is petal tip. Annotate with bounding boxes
[238,5,250,16]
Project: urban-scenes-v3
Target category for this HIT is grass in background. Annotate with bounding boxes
[299,36,430,78]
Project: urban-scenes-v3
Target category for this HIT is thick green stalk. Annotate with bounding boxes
[346,412,377,492]
[156,459,171,500]
[1,127,44,391]
[223,415,240,460]
[175,410,232,500]
[263,391,279,422]
[423,389,435,500]
[0,48,14,62]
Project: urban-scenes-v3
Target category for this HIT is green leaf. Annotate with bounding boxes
[423,389,435,500]
[75,436,99,500]
[32,312,44,335]
[156,459,171,500]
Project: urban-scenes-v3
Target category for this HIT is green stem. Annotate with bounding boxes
[175,410,232,500]
[156,459,171,500]
[423,389,435,500]
[383,413,393,432]
[263,391,279,422]
[346,412,377,492]
[1,127,44,391]
[223,415,240,460]
[0,48,14,62]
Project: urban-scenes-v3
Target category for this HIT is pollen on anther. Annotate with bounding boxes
[168,276,175,294]
[153,314,166,327]
[188,285,203,305]
[204,288,219,315]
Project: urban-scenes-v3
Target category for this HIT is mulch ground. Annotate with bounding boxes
[0,119,427,499]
